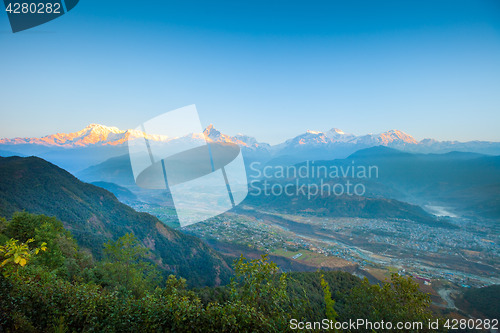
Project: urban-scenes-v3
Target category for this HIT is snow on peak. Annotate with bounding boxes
[0,124,130,147]
[202,125,264,148]
[349,129,417,145]
[329,128,344,134]
[83,123,123,134]
[203,124,220,137]
[380,130,417,144]
[0,123,420,150]
[325,128,355,142]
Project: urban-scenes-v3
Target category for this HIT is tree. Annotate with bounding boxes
[0,216,8,244]
[320,274,338,326]
[5,211,43,242]
[341,273,439,332]
[0,238,47,276]
[230,255,292,331]
[97,233,162,297]
[3,212,89,279]
[0,216,7,234]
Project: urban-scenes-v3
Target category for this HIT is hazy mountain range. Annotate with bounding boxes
[0,123,484,149]
[295,146,500,220]
[1,124,500,173]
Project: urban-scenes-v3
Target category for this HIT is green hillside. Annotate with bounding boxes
[0,156,231,287]
[0,216,439,332]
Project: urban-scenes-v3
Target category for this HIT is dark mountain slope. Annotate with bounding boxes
[244,184,450,227]
[344,147,500,219]
[91,181,138,203]
[77,154,136,186]
[0,156,231,287]
[456,285,500,319]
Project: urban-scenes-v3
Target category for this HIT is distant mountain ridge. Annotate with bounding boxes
[309,146,500,220]
[272,128,418,152]
[0,124,170,148]
[1,123,497,151]
[2,124,500,172]
[0,123,266,149]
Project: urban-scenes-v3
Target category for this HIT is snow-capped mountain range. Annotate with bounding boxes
[0,124,171,147]
[274,128,418,149]
[0,123,268,149]
[1,123,499,173]
[0,123,426,148]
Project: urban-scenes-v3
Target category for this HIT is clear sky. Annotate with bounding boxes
[1,0,499,144]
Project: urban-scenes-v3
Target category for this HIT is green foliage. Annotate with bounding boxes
[285,270,362,321]
[0,156,232,287]
[230,255,311,331]
[6,211,43,242]
[0,238,47,274]
[0,216,7,234]
[2,262,274,332]
[340,273,438,332]
[320,274,338,324]
[104,233,148,263]
[1,212,92,279]
[231,255,287,312]
[92,233,162,297]
[0,212,443,332]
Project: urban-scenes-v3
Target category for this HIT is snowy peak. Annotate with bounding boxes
[282,130,328,147]
[383,129,417,144]
[84,123,122,133]
[0,124,129,147]
[233,134,257,146]
[0,123,172,147]
[70,124,126,146]
[351,130,417,146]
[0,123,268,150]
[328,128,344,135]
[284,127,354,146]
[202,125,264,149]
[279,127,418,149]
[325,128,356,142]
[203,124,222,141]
[2,123,490,156]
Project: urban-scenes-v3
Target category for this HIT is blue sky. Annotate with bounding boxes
[0,0,499,144]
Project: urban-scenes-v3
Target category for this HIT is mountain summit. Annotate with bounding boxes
[278,128,417,148]
[0,124,134,147]
[349,129,418,146]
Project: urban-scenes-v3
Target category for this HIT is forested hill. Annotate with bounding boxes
[0,156,231,287]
